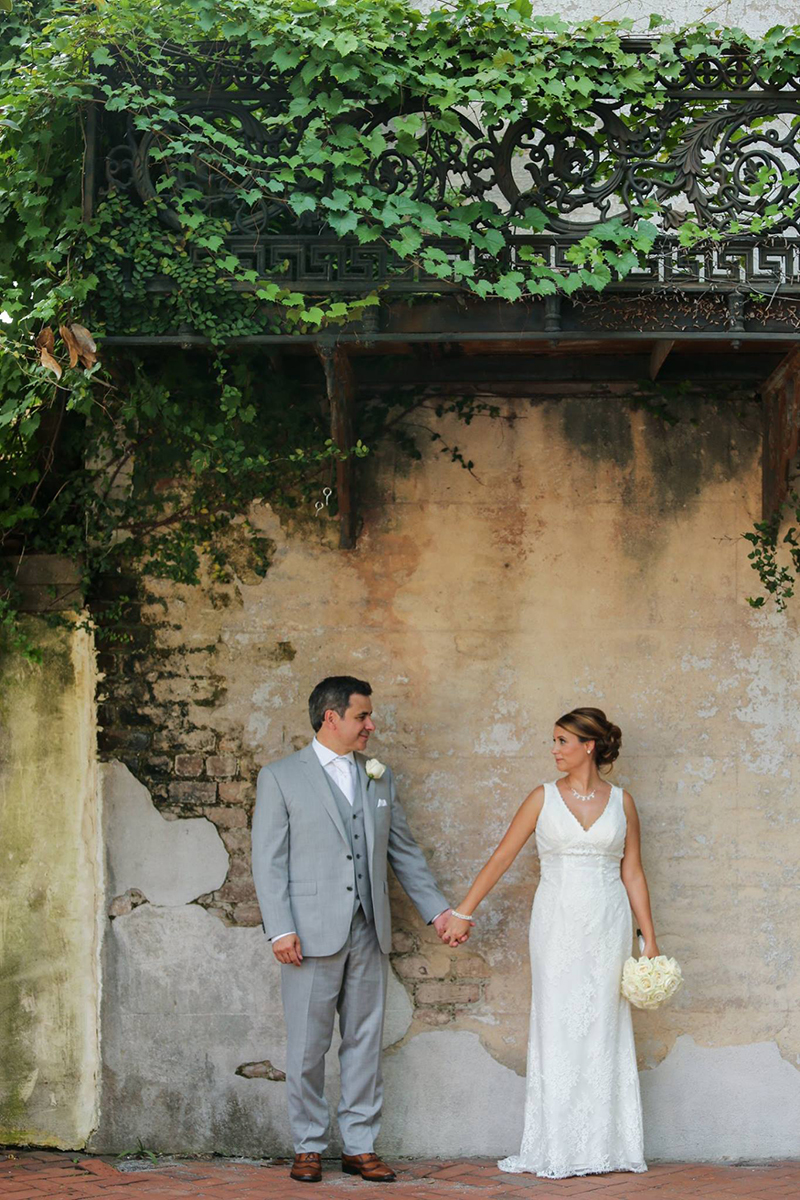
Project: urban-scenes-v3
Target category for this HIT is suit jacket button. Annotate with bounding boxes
[346,886,353,891]
[346,855,353,860]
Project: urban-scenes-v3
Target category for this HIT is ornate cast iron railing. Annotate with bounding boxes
[86,39,800,297]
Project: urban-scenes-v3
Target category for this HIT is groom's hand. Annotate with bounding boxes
[272,934,303,966]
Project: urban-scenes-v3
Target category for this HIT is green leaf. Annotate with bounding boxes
[560,273,584,295]
[91,47,115,68]
[288,192,318,217]
[273,47,301,71]
[333,32,359,56]
[327,210,359,236]
[474,229,506,256]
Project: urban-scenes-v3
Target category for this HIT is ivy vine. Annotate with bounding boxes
[2,0,800,656]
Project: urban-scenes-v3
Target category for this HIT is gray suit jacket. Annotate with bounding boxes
[251,742,448,955]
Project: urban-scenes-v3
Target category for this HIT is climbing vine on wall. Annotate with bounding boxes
[2,0,800,651]
[744,485,800,611]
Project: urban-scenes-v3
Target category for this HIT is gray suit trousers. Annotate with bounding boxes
[281,907,388,1155]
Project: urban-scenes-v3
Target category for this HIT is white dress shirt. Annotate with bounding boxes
[312,737,357,805]
[270,738,448,943]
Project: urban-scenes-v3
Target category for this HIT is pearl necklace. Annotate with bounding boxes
[569,785,597,803]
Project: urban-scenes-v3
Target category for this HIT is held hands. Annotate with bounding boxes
[439,910,473,948]
[272,933,303,966]
[274,915,473,963]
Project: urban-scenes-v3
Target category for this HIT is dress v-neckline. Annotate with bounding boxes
[552,780,615,834]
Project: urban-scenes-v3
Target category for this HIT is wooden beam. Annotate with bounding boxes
[649,339,675,380]
[316,341,357,549]
[761,345,800,520]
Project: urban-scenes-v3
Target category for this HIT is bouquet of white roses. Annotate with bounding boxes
[621,940,683,1011]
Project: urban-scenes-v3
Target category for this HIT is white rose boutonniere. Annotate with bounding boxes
[365,758,387,781]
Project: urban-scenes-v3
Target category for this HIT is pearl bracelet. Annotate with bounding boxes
[450,908,475,922]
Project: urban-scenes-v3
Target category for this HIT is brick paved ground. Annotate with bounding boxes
[1,1152,799,1200]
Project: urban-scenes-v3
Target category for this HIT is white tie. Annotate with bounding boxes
[333,756,355,805]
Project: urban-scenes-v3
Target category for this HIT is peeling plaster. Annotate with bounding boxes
[641,1036,800,1161]
[103,762,229,906]
[92,904,413,1155]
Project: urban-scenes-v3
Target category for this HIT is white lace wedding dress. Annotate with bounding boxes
[499,781,647,1179]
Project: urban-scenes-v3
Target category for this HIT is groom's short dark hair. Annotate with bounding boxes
[309,676,372,732]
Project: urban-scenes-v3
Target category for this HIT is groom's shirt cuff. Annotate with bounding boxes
[431,910,449,924]
[270,931,296,942]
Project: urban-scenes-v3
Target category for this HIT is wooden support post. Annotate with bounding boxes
[316,341,357,549]
[649,339,675,381]
[761,345,800,521]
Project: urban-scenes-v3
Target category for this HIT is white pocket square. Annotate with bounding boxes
[376,798,389,808]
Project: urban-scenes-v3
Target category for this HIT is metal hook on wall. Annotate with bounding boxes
[314,486,333,516]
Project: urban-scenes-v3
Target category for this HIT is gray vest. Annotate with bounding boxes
[326,773,374,925]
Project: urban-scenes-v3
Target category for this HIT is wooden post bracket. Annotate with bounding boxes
[316,341,358,549]
[761,345,800,522]
[649,339,675,381]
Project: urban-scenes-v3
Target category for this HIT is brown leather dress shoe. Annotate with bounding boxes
[341,1153,396,1182]
[290,1153,322,1183]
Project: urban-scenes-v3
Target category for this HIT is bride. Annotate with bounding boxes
[444,707,657,1179]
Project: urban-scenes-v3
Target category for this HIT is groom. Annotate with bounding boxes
[251,676,464,1183]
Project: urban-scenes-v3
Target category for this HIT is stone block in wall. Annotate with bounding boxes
[174,753,204,777]
[4,554,83,612]
[217,781,252,805]
[151,728,217,754]
[206,755,237,778]
[168,781,218,806]
[415,1009,453,1026]
[202,804,248,828]
[393,952,451,980]
[391,929,417,954]
[454,953,492,978]
[233,904,264,927]
[98,728,152,754]
[415,981,482,1006]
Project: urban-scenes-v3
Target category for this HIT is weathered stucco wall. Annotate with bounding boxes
[414,1,794,38]
[0,618,101,1147]
[91,393,800,1159]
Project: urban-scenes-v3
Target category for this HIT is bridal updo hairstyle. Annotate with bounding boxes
[556,707,622,771]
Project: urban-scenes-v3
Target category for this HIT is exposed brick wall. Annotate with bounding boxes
[93,572,488,1015]
[94,575,261,927]
[390,927,490,1025]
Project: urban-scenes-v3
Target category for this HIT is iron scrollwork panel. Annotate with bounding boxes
[97,43,800,291]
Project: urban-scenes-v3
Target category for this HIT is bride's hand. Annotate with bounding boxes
[643,940,659,958]
[443,915,472,947]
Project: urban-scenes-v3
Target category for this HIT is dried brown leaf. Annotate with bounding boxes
[69,323,98,369]
[59,324,80,369]
[35,327,56,354]
[39,347,63,380]
[35,327,62,378]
